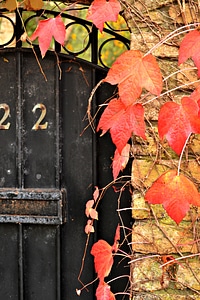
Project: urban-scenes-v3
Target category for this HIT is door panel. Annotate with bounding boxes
[0,53,17,188]
[22,53,59,189]
[0,50,105,299]
[23,225,59,300]
[0,224,18,299]
[60,58,96,299]
[0,49,127,300]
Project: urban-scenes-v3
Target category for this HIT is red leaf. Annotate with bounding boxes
[97,98,146,153]
[85,220,95,234]
[97,98,124,135]
[158,97,200,155]
[93,186,99,202]
[104,50,163,106]
[96,282,116,300]
[189,85,200,103]
[189,86,200,116]
[145,170,200,224]
[178,30,200,76]
[86,0,121,32]
[85,200,98,219]
[30,15,66,58]
[91,240,113,282]
[112,224,120,252]
[85,200,94,217]
[112,144,130,180]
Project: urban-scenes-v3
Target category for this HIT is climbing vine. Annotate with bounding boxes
[2,0,200,299]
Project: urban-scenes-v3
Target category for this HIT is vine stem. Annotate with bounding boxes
[160,252,200,268]
[77,233,91,291]
[143,78,200,106]
[16,6,48,81]
[145,23,200,56]
[77,176,131,288]
[86,79,104,132]
[177,134,191,176]
[128,254,161,264]
[107,275,130,284]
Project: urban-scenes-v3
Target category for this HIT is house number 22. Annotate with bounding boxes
[0,103,48,130]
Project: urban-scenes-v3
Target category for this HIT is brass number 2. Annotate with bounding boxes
[0,103,11,130]
[32,103,48,131]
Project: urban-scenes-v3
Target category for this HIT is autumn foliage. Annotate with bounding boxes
[30,15,66,58]
[5,0,200,298]
[96,28,200,225]
[145,170,200,224]
[27,3,200,298]
[91,225,120,299]
[27,1,200,296]
[86,0,121,33]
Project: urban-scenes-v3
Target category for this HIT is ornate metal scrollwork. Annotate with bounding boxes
[0,2,130,67]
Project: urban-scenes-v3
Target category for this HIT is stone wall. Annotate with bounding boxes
[123,1,200,299]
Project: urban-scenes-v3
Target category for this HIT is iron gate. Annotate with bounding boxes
[0,5,130,300]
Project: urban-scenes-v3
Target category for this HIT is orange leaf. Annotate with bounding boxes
[91,225,120,281]
[4,0,16,11]
[91,240,113,282]
[85,220,95,234]
[93,186,99,202]
[104,50,162,106]
[145,170,200,224]
[112,144,130,179]
[96,282,116,300]
[30,16,66,58]
[86,0,121,32]
[89,208,98,220]
[97,98,146,153]
[158,97,200,155]
[24,0,43,10]
[112,224,120,252]
[190,85,200,103]
[85,200,98,219]
[179,30,200,76]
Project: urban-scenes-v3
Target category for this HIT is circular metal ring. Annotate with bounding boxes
[62,21,91,55]
[99,37,129,68]
[0,14,15,47]
[24,12,47,28]
[24,13,46,45]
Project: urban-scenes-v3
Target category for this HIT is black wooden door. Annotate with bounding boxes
[0,48,129,300]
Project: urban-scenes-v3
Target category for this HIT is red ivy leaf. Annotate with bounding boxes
[189,86,200,117]
[91,240,113,282]
[86,0,121,32]
[112,224,120,252]
[158,97,200,155]
[96,282,116,300]
[85,200,94,217]
[85,220,95,234]
[178,30,200,76]
[91,225,119,282]
[30,15,66,58]
[93,186,99,202]
[89,208,98,220]
[104,50,163,106]
[97,98,146,153]
[85,200,98,219]
[112,144,130,180]
[145,170,200,224]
